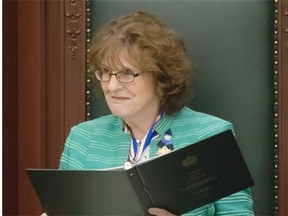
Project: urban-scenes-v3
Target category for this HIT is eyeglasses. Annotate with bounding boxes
[95,69,143,83]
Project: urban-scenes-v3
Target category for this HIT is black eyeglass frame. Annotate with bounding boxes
[94,70,143,83]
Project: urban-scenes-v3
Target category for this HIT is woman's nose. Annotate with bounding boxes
[107,75,123,91]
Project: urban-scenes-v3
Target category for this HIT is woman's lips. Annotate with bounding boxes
[111,96,130,100]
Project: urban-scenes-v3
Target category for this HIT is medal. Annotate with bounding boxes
[127,112,163,164]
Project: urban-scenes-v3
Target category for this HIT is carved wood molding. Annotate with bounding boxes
[276,0,288,215]
[65,0,81,60]
[64,0,86,136]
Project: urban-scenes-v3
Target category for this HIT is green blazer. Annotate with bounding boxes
[59,106,254,215]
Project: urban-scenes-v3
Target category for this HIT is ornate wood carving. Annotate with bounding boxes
[66,0,81,60]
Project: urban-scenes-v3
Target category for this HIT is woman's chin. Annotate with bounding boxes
[110,109,130,118]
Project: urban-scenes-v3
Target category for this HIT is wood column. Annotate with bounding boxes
[17,0,86,214]
[17,0,46,214]
[3,0,19,215]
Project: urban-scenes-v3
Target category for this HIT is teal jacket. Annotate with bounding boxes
[60,107,254,215]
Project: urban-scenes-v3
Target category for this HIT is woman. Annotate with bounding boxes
[59,11,254,215]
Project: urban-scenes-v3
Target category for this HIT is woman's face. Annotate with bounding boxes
[100,51,160,120]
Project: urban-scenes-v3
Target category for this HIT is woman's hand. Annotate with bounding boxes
[148,207,177,216]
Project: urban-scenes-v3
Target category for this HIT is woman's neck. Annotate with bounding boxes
[124,110,160,140]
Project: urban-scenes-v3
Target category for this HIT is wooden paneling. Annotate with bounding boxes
[63,0,86,137]
[45,0,66,169]
[3,0,19,215]
[17,0,46,214]
[16,0,86,214]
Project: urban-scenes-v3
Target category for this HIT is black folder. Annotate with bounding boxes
[26,130,254,215]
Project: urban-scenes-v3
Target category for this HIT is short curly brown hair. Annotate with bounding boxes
[88,11,193,115]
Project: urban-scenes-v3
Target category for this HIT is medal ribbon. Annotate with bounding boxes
[128,112,163,163]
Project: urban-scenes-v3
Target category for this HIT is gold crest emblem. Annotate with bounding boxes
[181,155,198,168]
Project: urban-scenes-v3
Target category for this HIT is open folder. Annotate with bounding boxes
[26,129,254,215]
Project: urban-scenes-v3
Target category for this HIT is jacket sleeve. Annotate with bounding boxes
[213,188,254,215]
[58,126,88,170]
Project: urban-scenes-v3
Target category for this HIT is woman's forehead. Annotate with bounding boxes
[100,48,140,70]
